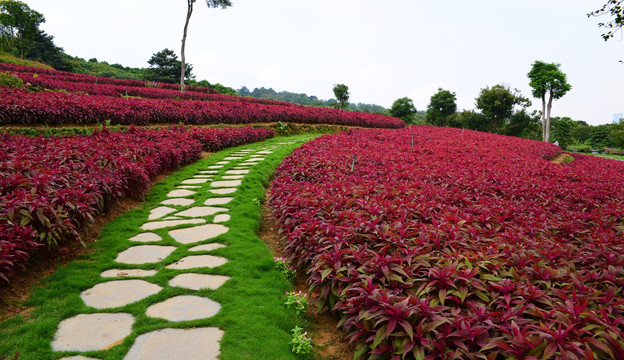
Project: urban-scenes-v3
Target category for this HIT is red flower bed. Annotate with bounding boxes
[0,126,274,282]
[269,126,624,359]
[0,87,405,128]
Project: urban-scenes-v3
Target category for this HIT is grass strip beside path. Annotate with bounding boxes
[0,134,316,360]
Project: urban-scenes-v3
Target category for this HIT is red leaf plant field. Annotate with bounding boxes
[0,126,274,282]
[0,63,405,129]
[269,126,624,359]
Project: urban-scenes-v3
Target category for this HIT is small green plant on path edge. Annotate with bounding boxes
[0,134,317,360]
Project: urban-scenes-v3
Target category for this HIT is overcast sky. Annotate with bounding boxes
[22,0,624,125]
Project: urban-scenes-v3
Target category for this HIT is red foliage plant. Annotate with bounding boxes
[0,126,274,282]
[269,126,624,359]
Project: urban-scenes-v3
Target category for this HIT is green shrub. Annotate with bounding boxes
[567,143,592,153]
[0,71,24,88]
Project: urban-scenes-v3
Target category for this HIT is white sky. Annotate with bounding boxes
[22,0,624,125]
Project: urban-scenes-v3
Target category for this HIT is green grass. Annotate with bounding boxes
[592,153,624,160]
[0,134,318,360]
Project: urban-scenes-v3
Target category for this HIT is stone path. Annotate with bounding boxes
[51,143,285,360]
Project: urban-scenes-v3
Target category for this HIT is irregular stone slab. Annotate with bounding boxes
[193,175,213,178]
[163,216,183,220]
[140,219,204,230]
[189,243,226,252]
[215,161,229,165]
[169,274,230,291]
[52,313,134,352]
[60,356,101,360]
[223,156,243,160]
[129,232,162,243]
[175,206,228,218]
[209,188,236,195]
[225,169,249,175]
[146,295,221,322]
[204,197,233,206]
[206,165,223,169]
[234,163,252,167]
[161,198,194,206]
[177,185,201,189]
[123,327,223,360]
[211,180,242,188]
[221,175,244,180]
[242,160,261,164]
[166,255,228,270]
[213,214,230,223]
[199,170,218,174]
[101,269,157,278]
[148,206,177,221]
[166,189,196,197]
[249,155,264,158]
[116,245,177,264]
[81,280,161,309]
[181,178,209,184]
[257,150,273,154]
[169,224,229,244]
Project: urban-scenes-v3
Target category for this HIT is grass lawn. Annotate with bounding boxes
[0,134,316,360]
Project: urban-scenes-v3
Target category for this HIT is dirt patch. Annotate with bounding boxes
[259,197,354,360]
[0,167,179,322]
[550,153,575,164]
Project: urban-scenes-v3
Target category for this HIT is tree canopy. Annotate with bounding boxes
[389,97,417,123]
[475,85,531,133]
[588,0,623,42]
[527,61,572,142]
[145,48,194,84]
[0,0,44,58]
[333,84,349,110]
[426,88,457,127]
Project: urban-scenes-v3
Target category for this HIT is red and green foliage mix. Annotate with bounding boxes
[0,63,405,129]
[0,126,274,282]
[270,126,624,359]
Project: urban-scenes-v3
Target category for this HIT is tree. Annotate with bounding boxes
[389,97,417,123]
[588,1,623,42]
[426,88,457,127]
[527,61,572,143]
[24,29,73,71]
[145,48,194,84]
[0,0,44,58]
[504,110,541,140]
[180,0,232,92]
[333,84,349,110]
[475,85,531,133]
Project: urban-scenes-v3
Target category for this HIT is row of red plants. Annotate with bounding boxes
[0,62,217,94]
[0,126,274,282]
[9,68,292,107]
[0,87,405,128]
[269,126,624,359]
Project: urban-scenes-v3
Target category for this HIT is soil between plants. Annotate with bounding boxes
[259,196,355,360]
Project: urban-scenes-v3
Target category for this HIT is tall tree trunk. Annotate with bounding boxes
[180,0,194,92]
[541,94,547,142]
[545,91,554,143]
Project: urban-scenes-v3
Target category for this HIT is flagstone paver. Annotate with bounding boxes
[101,269,158,278]
[175,206,228,218]
[199,170,218,174]
[215,161,229,165]
[213,214,230,223]
[140,218,204,230]
[204,197,233,206]
[81,280,161,309]
[211,180,242,188]
[161,198,195,206]
[181,178,209,184]
[223,156,243,160]
[221,175,244,180]
[129,232,162,243]
[169,224,229,244]
[169,274,230,291]
[115,245,177,264]
[148,206,177,221]
[166,255,228,270]
[163,216,183,220]
[209,188,236,195]
[59,356,101,360]
[225,169,249,175]
[166,189,196,197]
[52,313,135,352]
[207,165,223,169]
[193,175,213,178]
[123,328,223,360]
[189,243,226,252]
[146,295,221,322]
